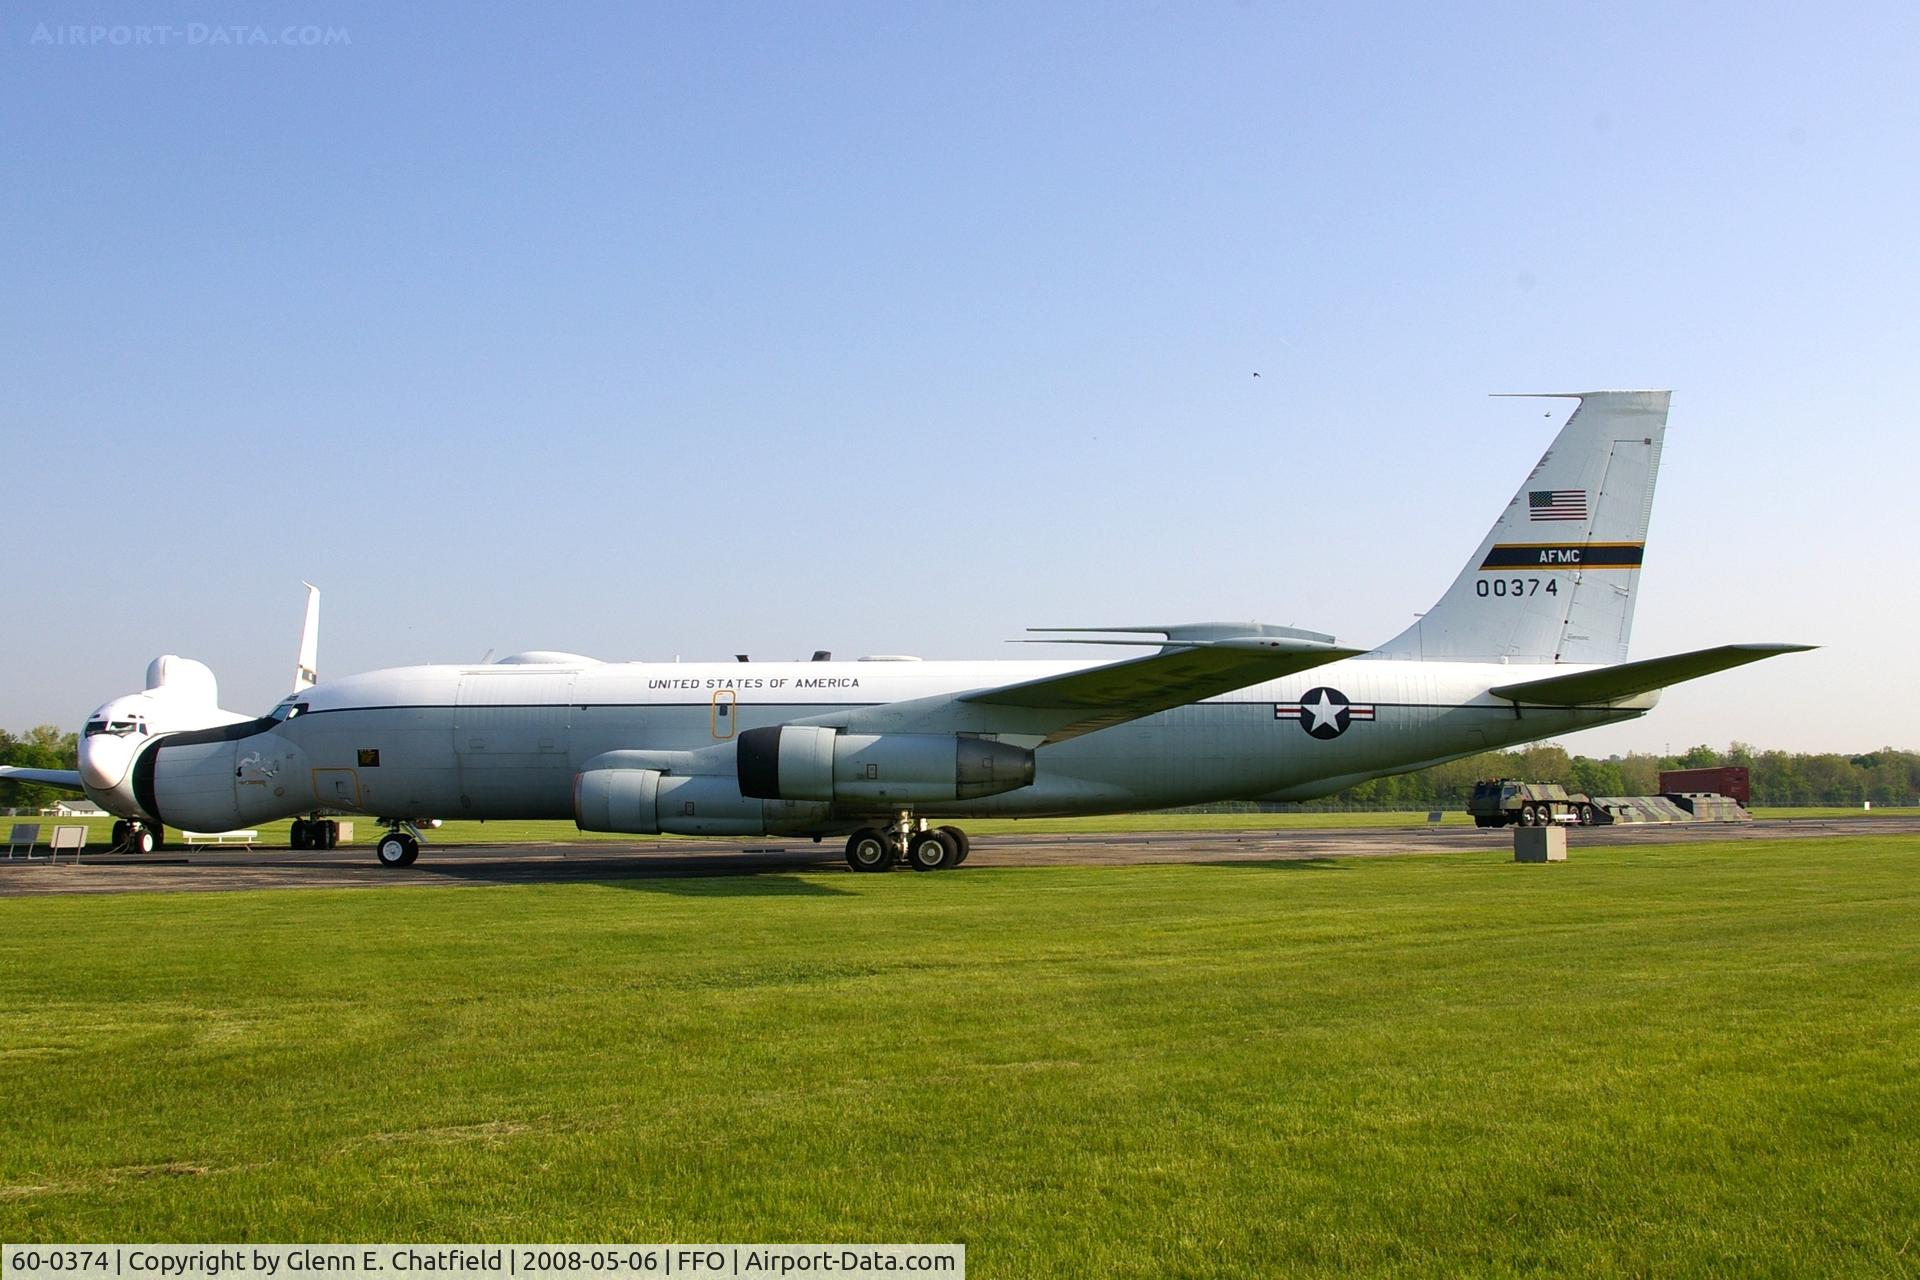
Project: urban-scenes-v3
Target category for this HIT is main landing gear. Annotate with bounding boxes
[111,820,163,855]
[372,818,427,868]
[289,817,341,850]
[843,812,972,873]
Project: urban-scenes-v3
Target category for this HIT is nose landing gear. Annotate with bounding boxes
[372,818,432,868]
[843,812,972,872]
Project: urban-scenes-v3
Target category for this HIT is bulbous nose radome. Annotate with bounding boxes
[79,730,136,791]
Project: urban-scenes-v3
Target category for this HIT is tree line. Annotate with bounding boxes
[3,725,1915,812]
[0,726,81,811]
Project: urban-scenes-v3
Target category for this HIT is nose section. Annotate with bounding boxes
[80,731,135,790]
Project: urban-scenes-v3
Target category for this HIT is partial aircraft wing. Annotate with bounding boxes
[963,637,1362,744]
[1489,643,1816,706]
[0,766,87,792]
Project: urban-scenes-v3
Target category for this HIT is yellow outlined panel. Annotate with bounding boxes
[710,689,738,740]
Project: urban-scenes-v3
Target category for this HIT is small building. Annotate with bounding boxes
[44,799,108,817]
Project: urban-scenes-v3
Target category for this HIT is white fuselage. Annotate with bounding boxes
[99,655,1650,834]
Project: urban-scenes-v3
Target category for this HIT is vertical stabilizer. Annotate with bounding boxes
[293,582,320,692]
[1374,391,1668,664]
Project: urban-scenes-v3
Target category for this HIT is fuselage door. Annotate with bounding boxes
[711,688,737,740]
[313,767,360,810]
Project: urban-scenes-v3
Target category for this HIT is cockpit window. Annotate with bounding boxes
[86,717,145,737]
[271,700,310,722]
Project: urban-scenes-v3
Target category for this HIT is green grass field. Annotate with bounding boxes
[2,837,1915,1276]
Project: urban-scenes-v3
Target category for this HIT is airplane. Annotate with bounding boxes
[2,391,1810,870]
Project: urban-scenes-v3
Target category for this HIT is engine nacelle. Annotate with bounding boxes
[573,766,829,836]
[736,727,1035,805]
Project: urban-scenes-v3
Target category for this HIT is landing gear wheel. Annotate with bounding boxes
[375,832,418,868]
[128,825,156,855]
[908,829,959,872]
[291,819,311,850]
[845,828,892,873]
[938,826,970,865]
[317,820,339,849]
[112,820,130,851]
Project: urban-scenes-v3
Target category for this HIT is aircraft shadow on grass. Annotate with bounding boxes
[394,851,853,897]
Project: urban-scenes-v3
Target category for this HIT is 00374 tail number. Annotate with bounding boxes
[1477,577,1559,598]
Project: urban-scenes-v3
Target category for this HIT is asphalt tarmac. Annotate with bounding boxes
[2,816,1914,897]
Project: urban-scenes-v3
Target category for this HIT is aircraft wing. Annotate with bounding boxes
[1489,643,1816,706]
[0,766,87,792]
[961,639,1363,744]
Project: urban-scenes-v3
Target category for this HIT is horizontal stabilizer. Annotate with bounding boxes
[966,638,1361,743]
[1489,643,1816,705]
[0,766,87,792]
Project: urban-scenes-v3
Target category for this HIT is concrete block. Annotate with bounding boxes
[1514,826,1567,862]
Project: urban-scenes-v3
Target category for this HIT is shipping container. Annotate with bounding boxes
[1658,766,1751,806]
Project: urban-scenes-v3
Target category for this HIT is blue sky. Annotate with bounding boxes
[3,1,1915,754]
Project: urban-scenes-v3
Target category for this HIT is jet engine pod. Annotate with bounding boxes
[737,727,1035,804]
[574,766,662,834]
[575,765,825,836]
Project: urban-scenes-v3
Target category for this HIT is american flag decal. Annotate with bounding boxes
[1528,489,1587,521]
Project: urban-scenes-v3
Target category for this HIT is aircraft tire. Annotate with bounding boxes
[938,825,970,864]
[907,830,958,872]
[129,826,156,855]
[376,832,417,869]
[318,820,339,849]
[112,820,129,851]
[291,819,310,850]
[845,829,891,873]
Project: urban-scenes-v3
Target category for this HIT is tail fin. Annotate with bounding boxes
[1375,391,1669,664]
[293,582,320,692]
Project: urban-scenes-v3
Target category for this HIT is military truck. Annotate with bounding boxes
[1466,779,1605,827]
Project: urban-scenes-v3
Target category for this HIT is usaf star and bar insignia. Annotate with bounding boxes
[1274,687,1375,740]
